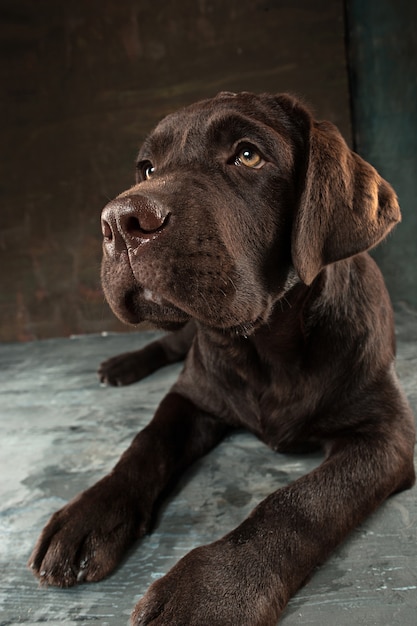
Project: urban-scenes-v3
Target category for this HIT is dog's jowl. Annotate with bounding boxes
[29,92,416,626]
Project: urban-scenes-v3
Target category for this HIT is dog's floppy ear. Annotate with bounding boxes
[292,119,400,285]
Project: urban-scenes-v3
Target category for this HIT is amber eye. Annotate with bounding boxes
[142,162,155,180]
[235,146,265,169]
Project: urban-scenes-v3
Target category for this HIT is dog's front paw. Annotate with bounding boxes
[131,538,282,626]
[28,474,148,587]
[98,351,146,386]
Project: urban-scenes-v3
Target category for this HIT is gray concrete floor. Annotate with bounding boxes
[1,306,416,626]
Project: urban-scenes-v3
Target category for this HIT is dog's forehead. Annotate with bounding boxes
[163,92,277,124]
[140,92,293,158]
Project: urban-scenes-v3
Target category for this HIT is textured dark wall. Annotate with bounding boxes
[346,0,417,309]
[0,0,350,341]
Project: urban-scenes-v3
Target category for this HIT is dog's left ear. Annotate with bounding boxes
[291,118,400,285]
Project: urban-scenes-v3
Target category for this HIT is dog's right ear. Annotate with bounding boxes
[289,111,400,286]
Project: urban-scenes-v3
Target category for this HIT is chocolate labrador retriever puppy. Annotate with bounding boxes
[29,92,415,625]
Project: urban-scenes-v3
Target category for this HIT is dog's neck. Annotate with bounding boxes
[197,275,317,349]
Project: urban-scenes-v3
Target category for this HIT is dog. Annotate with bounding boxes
[29,92,416,625]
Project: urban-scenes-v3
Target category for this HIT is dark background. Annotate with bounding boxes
[0,0,416,342]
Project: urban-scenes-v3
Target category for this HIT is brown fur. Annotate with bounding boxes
[29,92,415,625]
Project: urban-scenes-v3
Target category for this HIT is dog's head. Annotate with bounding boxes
[101,92,400,333]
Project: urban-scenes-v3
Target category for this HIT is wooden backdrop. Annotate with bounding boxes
[0,0,354,341]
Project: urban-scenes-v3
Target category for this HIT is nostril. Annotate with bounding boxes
[125,215,143,236]
[124,212,170,236]
[102,219,113,241]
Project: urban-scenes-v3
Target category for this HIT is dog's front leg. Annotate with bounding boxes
[28,392,226,588]
[132,428,415,626]
[98,322,196,386]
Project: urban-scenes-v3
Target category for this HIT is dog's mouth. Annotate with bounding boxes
[120,283,265,336]
[122,286,191,330]
[142,288,163,306]
[103,243,277,333]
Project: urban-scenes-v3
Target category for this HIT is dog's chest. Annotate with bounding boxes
[182,333,315,448]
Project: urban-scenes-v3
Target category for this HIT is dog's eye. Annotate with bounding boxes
[139,162,155,180]
[234,147,265,169]
[144,164,155,180]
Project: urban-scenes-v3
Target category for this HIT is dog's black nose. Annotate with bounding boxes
[101,194,170,251]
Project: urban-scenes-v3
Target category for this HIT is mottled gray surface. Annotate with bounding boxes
[1,307,416,625]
